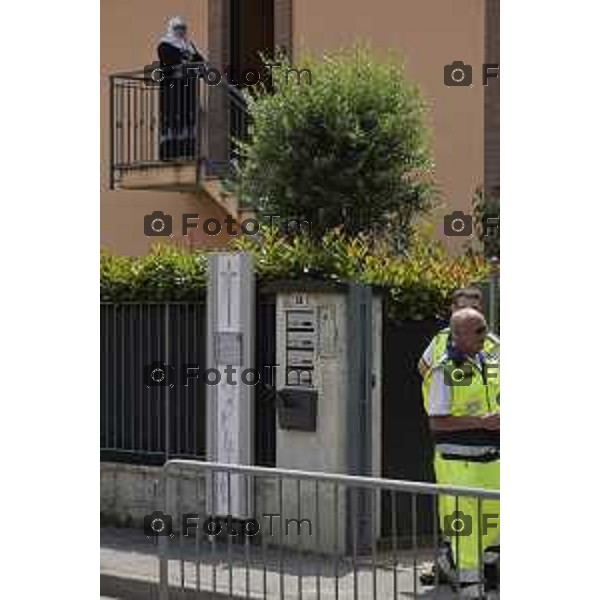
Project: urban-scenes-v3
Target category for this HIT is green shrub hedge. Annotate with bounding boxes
[100,228,491,321]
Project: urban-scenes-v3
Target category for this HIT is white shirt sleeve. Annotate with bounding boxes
[427,367,452,416]
[420,337,436,370]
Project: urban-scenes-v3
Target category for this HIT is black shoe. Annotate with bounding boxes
[420,564,454,586]
[483,546,500,591]
[420,541,458,587]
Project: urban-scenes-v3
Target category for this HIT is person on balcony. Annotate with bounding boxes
[157,16,204,160]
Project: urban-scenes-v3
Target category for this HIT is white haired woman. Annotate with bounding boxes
[157,17,204,160]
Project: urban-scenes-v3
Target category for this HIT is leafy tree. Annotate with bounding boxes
[234,46,435,242]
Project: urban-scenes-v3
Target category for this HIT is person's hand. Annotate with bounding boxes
[482,413,500,430]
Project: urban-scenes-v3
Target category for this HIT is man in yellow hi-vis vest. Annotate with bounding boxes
[418,287,500,380]
[424,308,500,591]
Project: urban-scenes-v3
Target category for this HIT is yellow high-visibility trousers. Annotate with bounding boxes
[434,453,500,582]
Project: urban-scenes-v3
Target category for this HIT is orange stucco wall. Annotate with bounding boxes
[102,0,488,254]
[292,0,485,247]
[100,0,233,256]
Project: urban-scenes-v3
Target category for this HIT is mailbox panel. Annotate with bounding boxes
[277,388,318,431]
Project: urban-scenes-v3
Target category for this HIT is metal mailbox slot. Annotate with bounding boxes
[277,387,318,431]
[286,330,315,350]
[287,350,314,368]
[287,310,316,330]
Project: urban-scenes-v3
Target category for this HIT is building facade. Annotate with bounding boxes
[101,0,499,255]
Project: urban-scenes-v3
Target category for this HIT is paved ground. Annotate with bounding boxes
[101,526,498,599]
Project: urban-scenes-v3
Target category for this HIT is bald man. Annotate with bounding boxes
[423,308,500,591]
[418,287,500,379]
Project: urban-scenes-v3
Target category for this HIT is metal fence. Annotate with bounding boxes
[100,302,207,464]
[152,460,499,599]
[100,295,277,467]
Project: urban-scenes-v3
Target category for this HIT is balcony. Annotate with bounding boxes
[108,65,249,192]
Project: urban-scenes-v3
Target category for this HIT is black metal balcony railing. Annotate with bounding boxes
[109,63,249,190]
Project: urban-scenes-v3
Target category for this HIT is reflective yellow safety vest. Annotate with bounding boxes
[425,352,500,460]
[419,328,499,379]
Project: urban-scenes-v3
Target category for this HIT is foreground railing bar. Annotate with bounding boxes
[159,529,169,600]
[391,491,398,600]
[165,460,500,500]
[352,486,358,600]
[261,476,267,600]
[371,487,377,600]
[245,472,251,599]
[477,497,484,599]
[412,493,418,597]
[195,477,200,595]
[433,489,439,588]
[278,476,284,600]
[297,477,303,600]
[454,495,460,578]
[315,480,321,600]
[334,482,339,600]
[178,474,184,591]
[228,470,233,597]
[211,471,217,595]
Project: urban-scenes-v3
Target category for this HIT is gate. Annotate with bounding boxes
[100,291,277,466]
[100,301,207,464]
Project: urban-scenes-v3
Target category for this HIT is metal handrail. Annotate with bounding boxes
[164,459,500,500]
[110,62,249,104]
[109,59,250,188]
